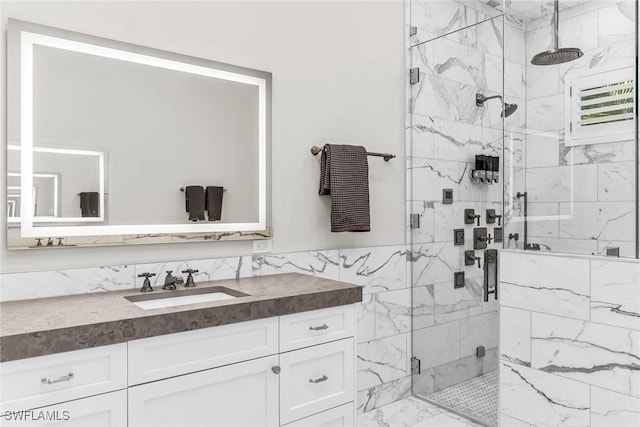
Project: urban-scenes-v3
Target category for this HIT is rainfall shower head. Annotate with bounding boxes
[530,0,583,65]
[476,93,518,118]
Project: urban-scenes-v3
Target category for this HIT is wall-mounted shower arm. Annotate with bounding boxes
[475,93,503,106]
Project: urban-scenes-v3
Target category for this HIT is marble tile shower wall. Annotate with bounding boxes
[0,245,412,414]
[499,250,640,427]
[408,1,514,397]
[510,0,636,257]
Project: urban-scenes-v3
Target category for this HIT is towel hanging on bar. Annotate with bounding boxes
[319,144,370,232]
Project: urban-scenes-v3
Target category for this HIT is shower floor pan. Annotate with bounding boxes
[416,371,498,427]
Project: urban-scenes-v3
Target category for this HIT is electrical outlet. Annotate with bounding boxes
[252,239,272,253]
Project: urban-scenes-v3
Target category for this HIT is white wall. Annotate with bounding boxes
[0,1,406,273]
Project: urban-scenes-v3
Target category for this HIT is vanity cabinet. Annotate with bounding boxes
[0,304,356,427]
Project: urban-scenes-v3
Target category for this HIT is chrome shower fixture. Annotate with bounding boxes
[530,0,583,65]
[475,93,518,118]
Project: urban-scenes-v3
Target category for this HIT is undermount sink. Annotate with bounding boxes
[125,286,249,310]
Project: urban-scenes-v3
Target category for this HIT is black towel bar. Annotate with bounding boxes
[310,145,395,162]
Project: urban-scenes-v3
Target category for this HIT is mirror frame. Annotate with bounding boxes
[7,19,272,248]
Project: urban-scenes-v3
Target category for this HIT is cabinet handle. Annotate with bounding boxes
[271,366,281,375]
[309,375,328,384]
[41,372,74,385]
[309,324,329,331]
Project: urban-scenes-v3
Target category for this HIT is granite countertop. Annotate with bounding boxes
[0,273,362,362]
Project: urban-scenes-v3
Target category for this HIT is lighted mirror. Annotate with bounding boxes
[7,19,271,248]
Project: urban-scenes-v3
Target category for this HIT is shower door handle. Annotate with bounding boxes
[483,249,498,302]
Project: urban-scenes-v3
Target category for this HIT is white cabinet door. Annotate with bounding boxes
[128,355,279,427]
[0,390,127,427]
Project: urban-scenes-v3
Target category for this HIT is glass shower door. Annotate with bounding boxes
[408,15,507,427]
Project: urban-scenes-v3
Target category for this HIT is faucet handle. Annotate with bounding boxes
[137,272,156,292]
[182,269,198,287]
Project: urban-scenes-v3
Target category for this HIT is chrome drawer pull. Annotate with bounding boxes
[309,324,329,331]
[41,372,74,385]
[309,375,328,384]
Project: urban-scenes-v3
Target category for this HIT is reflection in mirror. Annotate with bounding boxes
[7,145,104,224]
[7,19,271,247]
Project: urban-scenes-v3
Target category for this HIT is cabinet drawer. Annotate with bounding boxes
[128,316,278,385]
[280,305,354,352]
[280,338,354,424]
[282,402,354,427]
[0,343,127,413]
[0,389,127,427]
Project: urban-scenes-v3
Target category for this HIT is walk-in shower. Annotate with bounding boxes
[409,0,638,425]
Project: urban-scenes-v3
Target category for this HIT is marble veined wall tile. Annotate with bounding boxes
[339,245,408,294]
[408,201,435,245]
[597,161,636,202]
[500,361,590,427]
[558,202,636,242]
[412,284,435,330]
[504,21,525,64]
[357,376,412,415]
[527,202,560,238]
[526,94,564,133]
[500,306,531,367]
[253,250,339,279]
[531,312,640,397]
[591,386,640,427]
[459,311,497,358]
[500,251,590,291]
[525,132,561,169]
[410,116,436,159]
[375,288,412,339]
[413,321,460,369]
[433,278,483,324]
[410,0,484,47]
[433,36,486,89]
[561,139,636,166]
[410,243,461,287]
[431,118,499,162]
[500,279,590,320]
[412,75,483,126]
[357,294,376,343]
[409,157,466,202]
[357,333,409,390]
[0,265,134,302]
[475,16,503,58]
[525,164,598,203]
[591,259,640,330]
[527,237,598,256]
[596,240,637,259]
[500,252,590,319]
[597,1,636,37]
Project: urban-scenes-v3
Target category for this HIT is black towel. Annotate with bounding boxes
[184,186,205,221]
[205,186,224,221]
[79,192,99,217]
[319,144,370,232]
